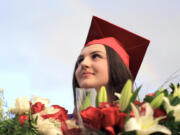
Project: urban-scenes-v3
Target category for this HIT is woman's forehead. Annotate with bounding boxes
[80,44,106,55]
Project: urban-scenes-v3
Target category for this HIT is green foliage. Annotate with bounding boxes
[150,132,167,135]
[169,83,175,94]
[1,82,180,135]
[170,83,180,94]
[0,90,38,134]
[171,96,180,106]
[143,89,168,104]
[143,95,154,103]
[125,85,141,113]
[158,111,180,135]
[130,86,141,103]
[118,131,136,135]
[0,112,39,135]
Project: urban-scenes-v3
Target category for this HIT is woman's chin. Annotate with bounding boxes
[79,83,96,89]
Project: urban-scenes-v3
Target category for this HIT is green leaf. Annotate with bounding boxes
[119,79,132,111]
[143,95,154,103]
[130,86,141,103]
[125,85,141,113]
[171,96,180,106]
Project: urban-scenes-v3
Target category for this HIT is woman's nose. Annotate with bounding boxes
[80,57,91,68]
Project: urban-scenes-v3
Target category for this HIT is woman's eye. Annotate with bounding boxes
[77,57,84,64]
[92,54,101,59]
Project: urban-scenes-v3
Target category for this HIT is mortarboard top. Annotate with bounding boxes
[84,16,150,79]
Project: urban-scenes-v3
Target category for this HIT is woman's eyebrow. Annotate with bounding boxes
[77,54,84,59]
[90,51,105,55]
[79,54,83,57]
[78,51,105,58]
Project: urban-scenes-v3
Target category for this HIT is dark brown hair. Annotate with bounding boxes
[72,45,133,107]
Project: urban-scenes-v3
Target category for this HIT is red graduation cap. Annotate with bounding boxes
[84,16,150,79]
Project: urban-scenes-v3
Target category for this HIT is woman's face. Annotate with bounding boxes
[75,44,109,91]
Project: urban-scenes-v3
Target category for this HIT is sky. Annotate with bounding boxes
[0,0,180,113]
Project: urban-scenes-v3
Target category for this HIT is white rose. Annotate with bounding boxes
[46,127,63,135]
[35,114,62,135]
[31,95,50,107]
[40,106,59,115]
[9,96,30,115]
[66,119,79,129]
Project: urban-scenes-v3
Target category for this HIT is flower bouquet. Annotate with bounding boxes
[0,93,80,135]
[1,80,180,135]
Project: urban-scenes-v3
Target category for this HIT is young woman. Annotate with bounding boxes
[72,16,150,106]
[73,42,132,102]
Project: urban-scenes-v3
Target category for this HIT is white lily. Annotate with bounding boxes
[125,103,171,135]
[114,92,121,99]
[163,97,180,121]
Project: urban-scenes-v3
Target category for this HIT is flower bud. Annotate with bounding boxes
[119,80,132,111]
[97,86,107,106]
[150,93,164,109]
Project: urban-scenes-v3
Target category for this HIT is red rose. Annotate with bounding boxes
[80,107,103,129]
[101,107,118,135]
[99,102,119,108]
[101,107,127,133]
[41,105,69,122]
[99,102,111,108]
[62,127,81,135]
[154,108,167,121]
[81,106,128,135]
[52,105,69,121]
[52,105,68,115]
[130,110,134,117]
[117,112,127,130]
[31,102,45,114]
[101,107,119,127]
[19,115,29,125]
[104,126,116,135]
[134,100,143,106]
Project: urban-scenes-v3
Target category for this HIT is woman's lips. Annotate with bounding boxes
[82,72,94,78]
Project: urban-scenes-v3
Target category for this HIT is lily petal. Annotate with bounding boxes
[137,125,171,135]
[125,103,171,135]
